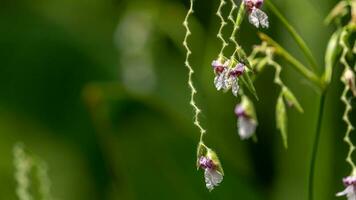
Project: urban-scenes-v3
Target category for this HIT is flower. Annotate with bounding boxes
[342,68,356,96]
[212,60,245,96]
[244,0,269,28]
[212,59,231,91]
[198,149,224,191]
[336,176,356,199]
[227,63,245,96]
[235,96,258,140]
[199,156,223,191]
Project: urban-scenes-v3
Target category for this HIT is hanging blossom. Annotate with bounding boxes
[212,60,245,96]
[337,176,356,200]
[235,96,258,140]
[244,0,269,28]
[198,149,224,191]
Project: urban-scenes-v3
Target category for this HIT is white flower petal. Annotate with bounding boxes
[238,117,257,140]
[231,78,239,97]
[204,169,223,191]
[337,185,356,200]
[249,10,260,28]
[249,8,269,28]
[223,76,232,91]
[214,73,224,91]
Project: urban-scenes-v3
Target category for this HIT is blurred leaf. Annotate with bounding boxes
[282,87,304,113]
[240,70,259,101]
[276,94,288,149]
[323,29,342,84]
[324,1,348,25]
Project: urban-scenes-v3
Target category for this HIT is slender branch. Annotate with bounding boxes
[265,0,319,71]
[183,0,207,142]
[217,0,228,59]
[258,33,322,89]
[308,91,327,200]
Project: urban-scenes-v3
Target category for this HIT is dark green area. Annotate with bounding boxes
[0,0,353,199]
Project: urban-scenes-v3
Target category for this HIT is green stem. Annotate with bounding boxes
[265,0,319,72]
[235,1,246,26]
[308,90,327,200]
[258,33,322,89]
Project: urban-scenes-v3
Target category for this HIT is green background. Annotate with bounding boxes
[0,0,353,199]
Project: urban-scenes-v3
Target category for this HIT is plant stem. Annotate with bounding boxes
[258,33,322,89]
[265,1,319,72]
[308,90,327,200]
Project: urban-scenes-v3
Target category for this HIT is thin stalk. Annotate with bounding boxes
[308,91,327,200]
[265,0,319,72]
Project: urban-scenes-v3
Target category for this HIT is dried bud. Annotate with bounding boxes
[343,68,356,96]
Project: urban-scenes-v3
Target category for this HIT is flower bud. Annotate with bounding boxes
[343,68,356,96]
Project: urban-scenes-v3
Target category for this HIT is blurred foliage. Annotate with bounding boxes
[0,0,354,199]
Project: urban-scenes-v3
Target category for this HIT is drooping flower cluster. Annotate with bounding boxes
[337,176,356,200]
[235,96,258,140]
[212,59,245,96]
[197,147,224,191]
[244,0,269,28]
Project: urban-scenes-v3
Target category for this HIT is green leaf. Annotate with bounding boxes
[323,29,342,85]
[240,70,259,101]
[282,87,304,113]
[276,94,288,149]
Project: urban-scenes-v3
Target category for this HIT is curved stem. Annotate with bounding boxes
[265,0,319,72]
[308,91,327,200]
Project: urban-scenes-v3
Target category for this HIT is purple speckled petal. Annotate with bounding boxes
[199,156,215,170]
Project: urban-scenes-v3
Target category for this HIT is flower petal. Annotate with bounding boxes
[336,185,354,197]
[249,8,269,28]
[214,73,224,91]
[238,117,257,140]
[231,78,240,97]
[204,169,223,191]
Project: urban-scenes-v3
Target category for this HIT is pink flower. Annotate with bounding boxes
[211,60,245,96]
[235,97,258,140]
[198,156,223,191]
[337,176,356,200]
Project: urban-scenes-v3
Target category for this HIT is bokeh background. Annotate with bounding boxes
[0,0,354,199]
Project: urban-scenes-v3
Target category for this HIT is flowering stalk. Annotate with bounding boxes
[183,0,207,142]
[340,24,356,172]
[216,0,228,59]
[183,0,224,191]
